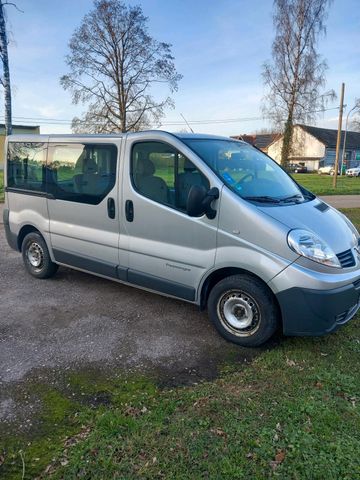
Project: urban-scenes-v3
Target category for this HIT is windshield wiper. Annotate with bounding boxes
[279,194,303,203]
[243,195,281,203]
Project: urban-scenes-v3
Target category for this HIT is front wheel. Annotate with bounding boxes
[207,274,279,347]
[22,232,58,279]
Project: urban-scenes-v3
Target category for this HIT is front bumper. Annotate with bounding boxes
[276,278,360,336]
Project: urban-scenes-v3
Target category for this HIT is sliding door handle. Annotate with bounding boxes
[125,200,134,222]
[107,197,115,219]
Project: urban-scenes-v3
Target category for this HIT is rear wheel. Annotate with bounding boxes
[207,274,279,347]
[21,232,58,279]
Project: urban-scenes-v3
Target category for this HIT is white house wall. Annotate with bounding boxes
[267,126,326,171]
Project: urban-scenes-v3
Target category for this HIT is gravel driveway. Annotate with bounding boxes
[0,222,258,430]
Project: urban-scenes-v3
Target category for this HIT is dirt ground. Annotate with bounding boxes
[0,224,261,433]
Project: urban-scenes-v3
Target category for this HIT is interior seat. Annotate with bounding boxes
[177,159,208,208]
[74,157,102,195]
[135,157,168,203]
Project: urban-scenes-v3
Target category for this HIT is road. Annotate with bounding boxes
[319,195,359,208]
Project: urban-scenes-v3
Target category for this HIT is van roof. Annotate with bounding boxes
[6,131,241,142]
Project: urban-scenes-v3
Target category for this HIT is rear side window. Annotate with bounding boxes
[47,143,117,204]
[7,142,47,192]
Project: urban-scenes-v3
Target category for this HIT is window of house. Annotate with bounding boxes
[131,141,209,211]
[7,142,47,192]
[47,143,117,204]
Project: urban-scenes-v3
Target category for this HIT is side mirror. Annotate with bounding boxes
[186,185,219,219]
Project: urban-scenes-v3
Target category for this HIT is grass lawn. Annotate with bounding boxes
[1,209,360,479]
[292,173,360,196]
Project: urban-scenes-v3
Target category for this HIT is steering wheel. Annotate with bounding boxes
[234,173,254,188]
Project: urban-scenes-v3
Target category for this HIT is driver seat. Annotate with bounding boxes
[177,159,207,208]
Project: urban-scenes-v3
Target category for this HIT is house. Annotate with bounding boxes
[266,124,360,171]
[0,124,40,169]
[231,133,281,154]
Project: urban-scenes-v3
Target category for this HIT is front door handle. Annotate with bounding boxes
[125,200,134,222]
[107,197,115,219]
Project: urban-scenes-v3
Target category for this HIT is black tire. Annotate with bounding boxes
[21,232,58,279]
[207,274,279,347]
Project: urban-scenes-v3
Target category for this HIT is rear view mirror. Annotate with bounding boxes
[186,185,219,219]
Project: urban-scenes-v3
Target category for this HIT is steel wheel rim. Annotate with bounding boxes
[27,242,44,270]
[217,290,261,337]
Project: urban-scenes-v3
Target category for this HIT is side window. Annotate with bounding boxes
[7,142,47,192]
[47,143,117,204]
[131,141,209,211]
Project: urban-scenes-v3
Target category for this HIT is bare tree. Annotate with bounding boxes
[255,127,278,134]
[350,99,360,132]
[262,0,334,168]
[61,0,182,133]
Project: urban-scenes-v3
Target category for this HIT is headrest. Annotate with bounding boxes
[137,158,155,176]
[184,159,196,172]
[83,157,98,174]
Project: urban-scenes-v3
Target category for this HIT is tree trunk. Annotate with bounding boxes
[281,114,293,169]
[0,0,12,135]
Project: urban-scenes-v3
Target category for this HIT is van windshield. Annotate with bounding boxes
[182,138,311,204]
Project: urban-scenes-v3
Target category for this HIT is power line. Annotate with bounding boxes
[0,106,340,127]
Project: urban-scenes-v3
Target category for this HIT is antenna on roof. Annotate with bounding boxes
[180,113,194,133]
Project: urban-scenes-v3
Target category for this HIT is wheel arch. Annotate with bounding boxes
[17,224,43,251]
[199,267,281,319]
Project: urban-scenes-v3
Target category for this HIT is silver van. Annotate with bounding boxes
[3,132,360,346]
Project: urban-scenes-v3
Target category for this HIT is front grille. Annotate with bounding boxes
[354,278,360,290]
[337,249,356,268]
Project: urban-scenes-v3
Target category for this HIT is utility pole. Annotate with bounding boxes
[333,82,345,188]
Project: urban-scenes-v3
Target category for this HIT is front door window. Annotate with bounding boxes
[131,141,209,212]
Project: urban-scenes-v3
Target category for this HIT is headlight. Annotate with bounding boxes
[288,229,341,268]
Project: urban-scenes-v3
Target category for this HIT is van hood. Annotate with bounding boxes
[258,198,356,254]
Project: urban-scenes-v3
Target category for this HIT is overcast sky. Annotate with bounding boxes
[4,0,360,135]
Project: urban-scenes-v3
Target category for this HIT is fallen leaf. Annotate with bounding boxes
[210,428,227,438]
[275,449,286,463]
[124,406,141,417]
